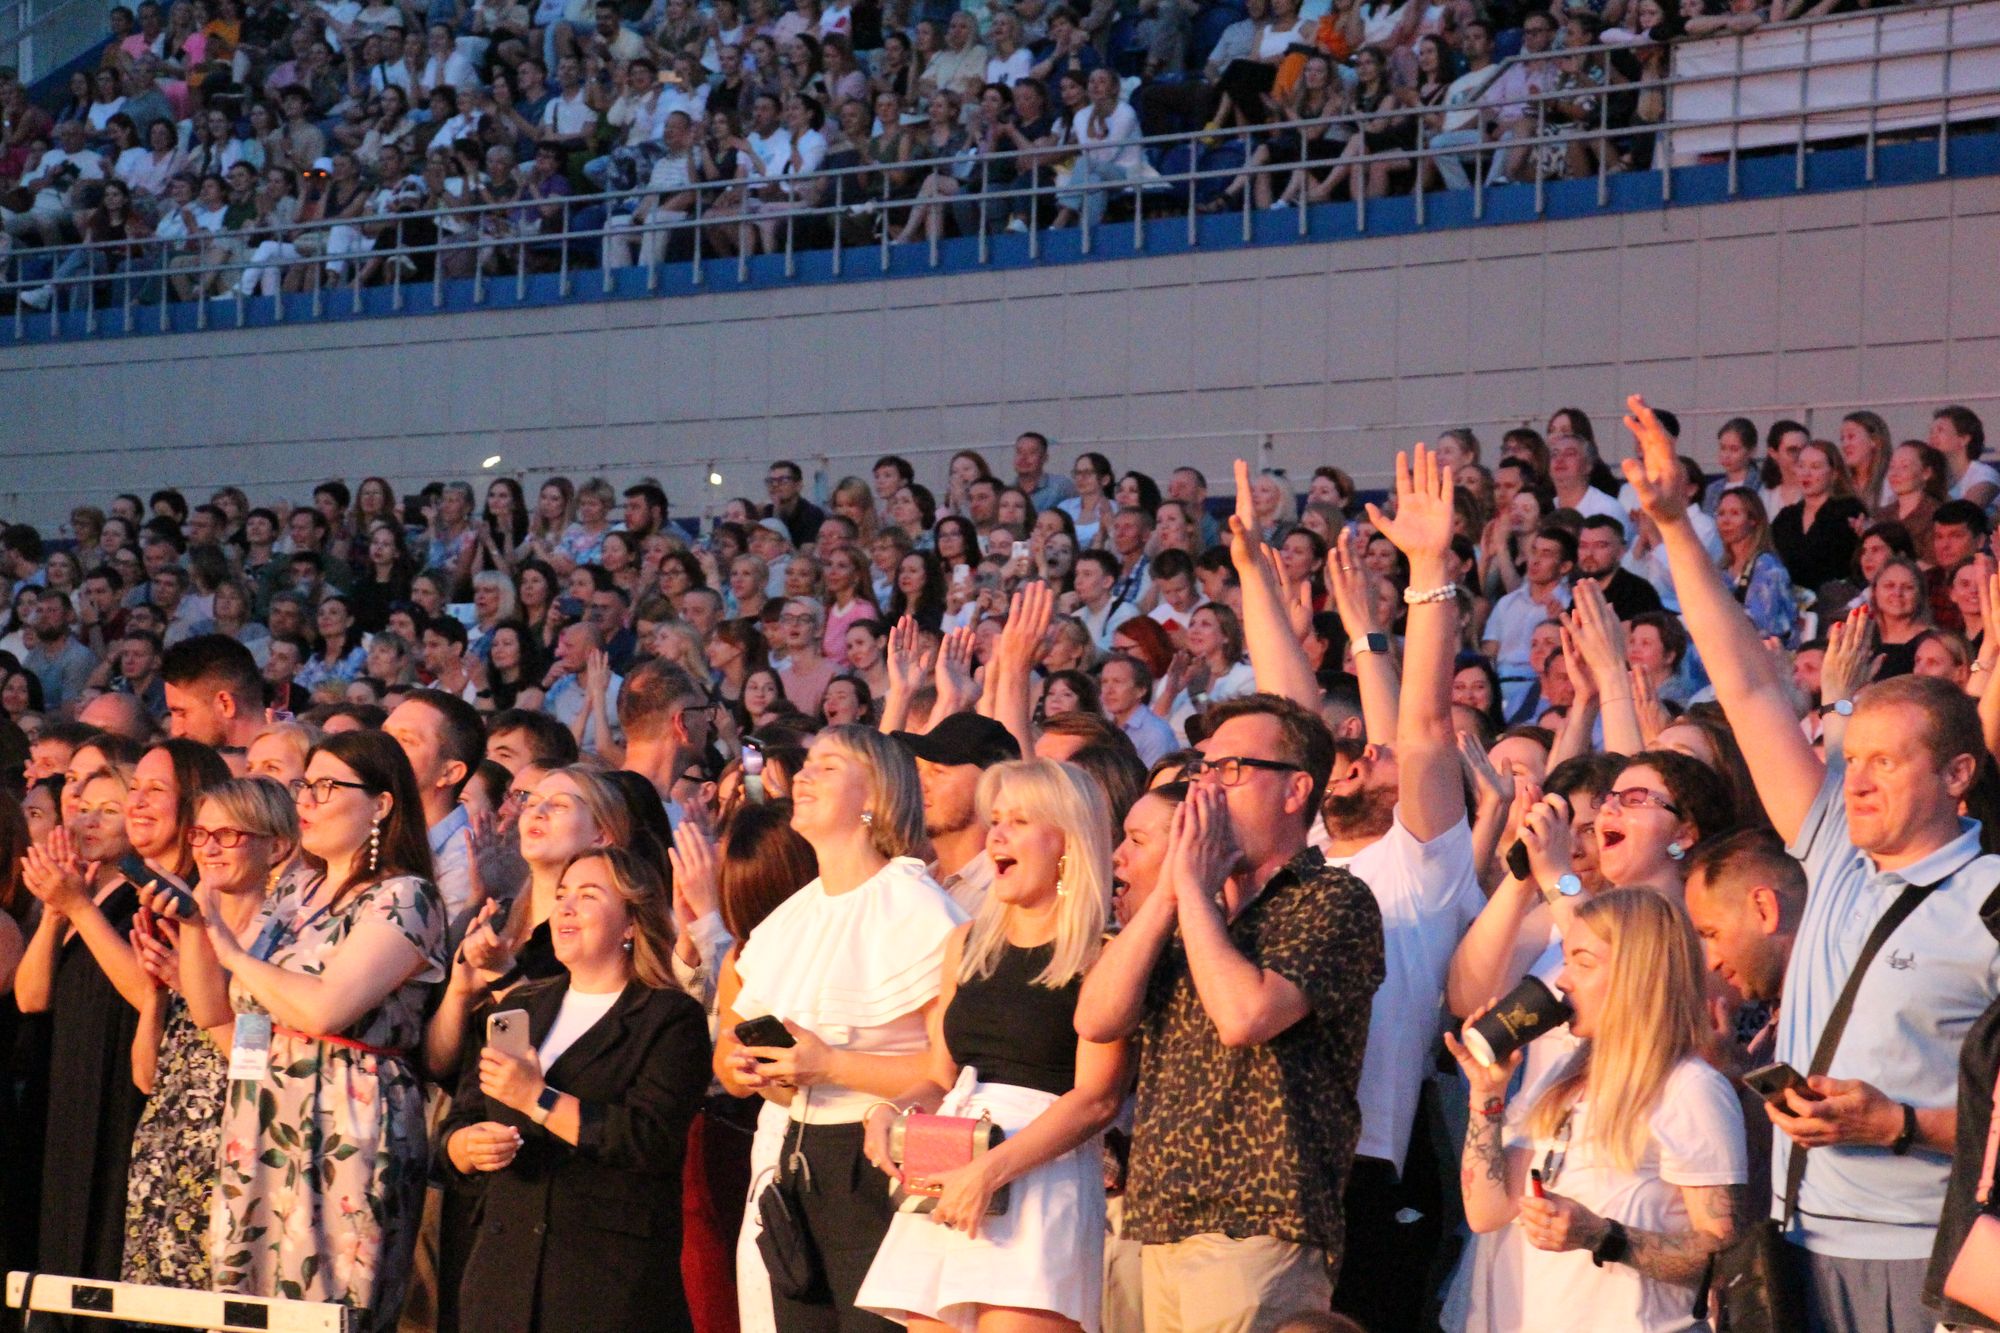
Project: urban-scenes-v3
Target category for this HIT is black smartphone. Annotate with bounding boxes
[733,1014,795,1054]
[1743,1061,1821,1112]
[1505,839,1532,882]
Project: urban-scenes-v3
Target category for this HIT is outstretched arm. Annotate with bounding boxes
[1367,444,1464,842]
[1325,527,1398,746]
[1623,394,1823,841]
[1228,458,1321,710]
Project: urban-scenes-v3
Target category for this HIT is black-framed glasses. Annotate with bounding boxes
[188,826,261,848]
[1607,787,1682,816]
[1182,755,1303,787]
[288,777,372,805]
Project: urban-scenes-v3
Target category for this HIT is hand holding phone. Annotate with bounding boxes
[1743,1061,1822,1114]
[733,1014,796,1057]
[487,1007,533,1060]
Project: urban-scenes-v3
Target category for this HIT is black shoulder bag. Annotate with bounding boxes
[756,1115,829,1303]
[1698,878,1940,1333]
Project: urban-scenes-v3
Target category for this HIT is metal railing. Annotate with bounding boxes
[4,0,1995,342]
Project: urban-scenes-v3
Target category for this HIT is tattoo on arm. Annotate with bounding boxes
[1465,1114,1508,1188]
[1623,1185,1740,1285]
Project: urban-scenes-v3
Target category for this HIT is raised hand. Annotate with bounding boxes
[1565,580,1628,699]
[934,624,979,713]
[1325,527,1381,639]
[1458,730,1516,814]
[1365,443,1455,563]
[667,822,720,924]
[1630,666,1668,746]
[1818,604,1880,706]
[886,615,926,699]
[1620,393,1688,526]
[994,582,1054,679]
[1227,458,1263,567]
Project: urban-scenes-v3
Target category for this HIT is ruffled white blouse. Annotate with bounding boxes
[735,856,965,1123]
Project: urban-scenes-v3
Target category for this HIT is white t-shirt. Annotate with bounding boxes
[1951,460,2000,501]
[1508,1057,1747,1333]
[537,985,624,1066]
[1327,812,1484,1174]
[1558,484,1630,538]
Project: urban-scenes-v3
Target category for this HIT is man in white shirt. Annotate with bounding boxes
[384,690,487,922]
[602,110,699,267]
[1072,550,1140,651]
[1548,432,1628,536]
[742,91,791,183]
[539,54,597,154]
[1482,525,1574,717]
[542,621,624,754]
[893,711,1019,913]
[1431,18,1500,189]
[1100,653,1176,765]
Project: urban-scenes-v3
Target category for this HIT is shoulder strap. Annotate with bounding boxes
[1780,878,1941,1222]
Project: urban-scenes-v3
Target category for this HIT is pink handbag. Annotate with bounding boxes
[1944,1064,2000,1321]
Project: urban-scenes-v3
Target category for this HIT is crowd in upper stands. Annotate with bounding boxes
[1,398,1999,1333]
[0,0,1854,307]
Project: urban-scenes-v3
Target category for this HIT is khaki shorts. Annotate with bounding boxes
[1137,1233,1333,1333]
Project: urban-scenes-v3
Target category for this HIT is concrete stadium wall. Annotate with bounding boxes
[1,172,1997,528]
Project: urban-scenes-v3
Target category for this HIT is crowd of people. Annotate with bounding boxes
[0,399,1997,1333]
[0,0,1836,309]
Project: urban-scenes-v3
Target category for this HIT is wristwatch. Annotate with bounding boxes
[1555,873,1584,898]
[1352,631,1391,657]
[1590,1218,1630,1268]
[1891,1102,1917,1156]
[530,1085,561,1126]
[1817,698,1854,718]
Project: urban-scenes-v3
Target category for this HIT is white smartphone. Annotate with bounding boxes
[487,1008,532,1060]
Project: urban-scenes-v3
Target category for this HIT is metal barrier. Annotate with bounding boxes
[4,0,1997,340]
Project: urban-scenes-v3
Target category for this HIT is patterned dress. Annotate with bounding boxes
[122,997,226,1288]
[210,872,446,1331]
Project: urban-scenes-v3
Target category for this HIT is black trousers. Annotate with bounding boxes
[771,1121,900,1333]
[1332,1096,1450,1333]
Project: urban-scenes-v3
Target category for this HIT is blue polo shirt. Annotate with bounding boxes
[1775,758,2000,1259]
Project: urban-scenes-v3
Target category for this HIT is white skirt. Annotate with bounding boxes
[856,1067,1105,1332]
[736,1098,791,1333]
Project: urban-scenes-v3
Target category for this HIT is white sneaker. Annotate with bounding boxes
[1005,217,1028,234]
[17,284,52,309]
[1270,198,1292,210]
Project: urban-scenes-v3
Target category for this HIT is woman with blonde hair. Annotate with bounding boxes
[718,725,964,1327]
[856,759,1125,1331]
[1448,890,1745,1331]
[831,476,880,545]
[245,720,320,788]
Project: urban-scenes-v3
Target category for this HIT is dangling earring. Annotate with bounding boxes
[1055,854,1069,897]
[861,810,874,826]
[368,818,382,873]
[1666,840,1685,861]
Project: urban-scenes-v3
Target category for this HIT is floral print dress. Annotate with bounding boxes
[210,872,446,1331]
[122,996,226,1289]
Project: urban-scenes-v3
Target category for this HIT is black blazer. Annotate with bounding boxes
[445,975,712,1333]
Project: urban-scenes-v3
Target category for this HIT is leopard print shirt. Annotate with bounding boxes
[1124,847,1385,1256]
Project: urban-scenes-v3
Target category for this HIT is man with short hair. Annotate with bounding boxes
[1686,825,1807,1017]
[385,689,487,920]
[1482,525,1574,718]
[1925,499,1985,628]
[1099,653,1175,766]
[421,616,472,694]
[107,628,169,720]
[1077,692,1384,1327]
[485,708,580,774]
[150,564,202,645]
[1629,397,2000,1333]
[680,588,724,642]
[1107,508,1154,605]
[965,477,1003,534]
[1547,432,1627,535]
[1168,466,1222,549]
[161,634,265,757]
[1072,551,1140,652]
[588,586,638,671]
[621,481,669,541]
[872,455,916,510]
[1,523,46,586]
[24,588,96,715]
[78,690,156,741]
[543,621,622,755]
[262,633,312,714]
[1013,431,1075,513]
[616,659,712,818]
[1574,513,1662,620]
[894,711,1019,913]
[763,460,824,547]
[1147,549,1206,641]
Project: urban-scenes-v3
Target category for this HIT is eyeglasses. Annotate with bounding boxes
[503,787,535,807]
[1181,755,1303,786]
[765,475,793,488]
[1606,786,1682,816]
[288,776,372,805]
[778,613,816,626]
[188,825,261,848]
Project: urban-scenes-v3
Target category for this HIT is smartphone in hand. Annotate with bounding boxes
[733,1014,796,1058]
[487,1008,533,1060]
[1743,1061,1822,1114]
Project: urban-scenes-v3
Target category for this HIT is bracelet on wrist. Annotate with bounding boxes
[1403,582,1458,606]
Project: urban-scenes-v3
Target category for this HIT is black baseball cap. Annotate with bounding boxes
[891,712,1020,768]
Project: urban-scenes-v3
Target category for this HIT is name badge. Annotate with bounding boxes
[229,1013,273,1082]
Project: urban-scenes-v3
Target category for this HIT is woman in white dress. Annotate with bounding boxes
[718,725,965,1331]
[856,760,1127,1332]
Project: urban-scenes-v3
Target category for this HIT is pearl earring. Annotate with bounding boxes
[861,810,874,826]
[1666,840,1685,861]
[367,818,382,873]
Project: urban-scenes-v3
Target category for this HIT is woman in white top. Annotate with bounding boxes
[1156,602,1256,742]
[1448,890,1745,1333]
[719,725,964,1330]
[856,760,1126,1332]
[1057,452,1116,550]
[1052,68,1140,230]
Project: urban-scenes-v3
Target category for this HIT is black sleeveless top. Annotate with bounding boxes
[942,940,1081,1098]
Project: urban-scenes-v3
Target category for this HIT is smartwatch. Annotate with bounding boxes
[1353,631,1392,657]
[1591,1218,1630,1268]
[1891,1102,1917,1156]
[530,1085,561,1126]
[1817,698,1854,719]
